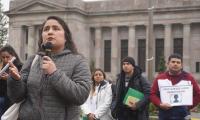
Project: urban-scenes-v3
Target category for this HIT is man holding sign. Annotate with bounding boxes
[150,54,200,120]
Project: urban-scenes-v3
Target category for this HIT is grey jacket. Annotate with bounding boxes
[7,49,91,120]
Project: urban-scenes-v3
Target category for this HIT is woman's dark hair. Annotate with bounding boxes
[91,68,106,94]
[38,16,78,54]
[0,44,23,67]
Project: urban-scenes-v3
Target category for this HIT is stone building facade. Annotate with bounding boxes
[5,0,200,81]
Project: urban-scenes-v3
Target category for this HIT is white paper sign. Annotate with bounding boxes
[160,85,193,106]
[158,79,172,89]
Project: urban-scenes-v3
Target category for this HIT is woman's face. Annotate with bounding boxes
[93,70,104,84]
[0,51,13,64]
[42,19,66,53]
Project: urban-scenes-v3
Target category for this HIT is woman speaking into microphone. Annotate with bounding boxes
[7,16,91,120]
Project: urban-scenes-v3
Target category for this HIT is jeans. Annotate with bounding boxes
[159,106,190,120]
[0,96,6,118]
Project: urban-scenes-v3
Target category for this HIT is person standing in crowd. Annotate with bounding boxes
[0,44,23,118]
[150,53,200,120]
[111,56,150,120]
[7,16,91,120]
[81,68,112,120]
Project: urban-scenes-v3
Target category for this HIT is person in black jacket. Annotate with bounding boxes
[0,44,23,118]
[111,56,150,120]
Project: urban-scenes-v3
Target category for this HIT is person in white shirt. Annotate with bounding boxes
[81,68,112,120]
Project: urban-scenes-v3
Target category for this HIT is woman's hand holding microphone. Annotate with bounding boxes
[42,56,57,75]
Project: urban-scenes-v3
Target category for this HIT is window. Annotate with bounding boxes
[196,62,200,73]
[104,40,111,72]
[173,38,183,56]
[121,39,128,61]
[138,39,146,72]
[155,39,164,72]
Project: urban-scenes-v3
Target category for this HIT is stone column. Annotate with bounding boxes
[128,25,137,60]
[164,24,172,62]
[183,23,191,72]
[111,26,119,75]
[8,25,22,59]
[27,25,36,57]
[95,27,102,68]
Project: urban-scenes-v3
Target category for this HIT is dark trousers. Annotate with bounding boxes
[0,96,6,118]
[117,110,138,120]
[159,106,190,120]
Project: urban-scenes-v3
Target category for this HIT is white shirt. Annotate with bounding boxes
[89,85,99,112]
[81,81,112,120]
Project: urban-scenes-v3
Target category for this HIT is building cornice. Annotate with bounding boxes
[87,5,200,16]
[5,1,200,18]
[5,0,66,16]
[5,7,88,17]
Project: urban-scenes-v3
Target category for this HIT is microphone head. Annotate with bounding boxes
[42,42,53,51]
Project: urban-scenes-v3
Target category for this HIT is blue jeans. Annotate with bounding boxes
[0,96,6,118]
[159,106,190,120]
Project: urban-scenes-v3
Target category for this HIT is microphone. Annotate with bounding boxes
[41,42,53,57]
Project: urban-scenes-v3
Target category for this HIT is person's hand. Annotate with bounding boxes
[128,101,137,110]
[87,113,95,120]
[0,72,9,80]
[159,103,172,110]
[9,62,21,80]
[42,56,57,75]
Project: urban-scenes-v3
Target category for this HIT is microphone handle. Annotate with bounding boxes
[45,50,52,58]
